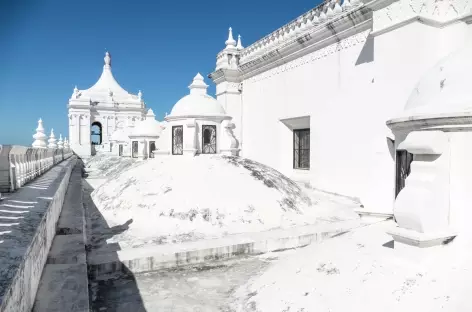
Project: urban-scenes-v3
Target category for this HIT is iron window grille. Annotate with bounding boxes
[202,125,217,154]
[132,141,138,158]
[172,126,183,155]
[293,128,310,169]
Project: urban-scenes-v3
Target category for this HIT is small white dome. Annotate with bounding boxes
[130,109,162,137]
[110,128,130,142]
[399,43,472,119]
[168,73,226,118]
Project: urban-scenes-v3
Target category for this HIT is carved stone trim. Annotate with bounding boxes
[245,29,370,84]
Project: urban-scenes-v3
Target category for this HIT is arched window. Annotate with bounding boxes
[149,141,156,158]
[91,122,103,145]
[202,125,216,154]
[172,126,183,155]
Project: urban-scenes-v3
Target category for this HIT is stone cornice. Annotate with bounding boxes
[238,0,367,62]
[243,23,371,83]
[237,6,373,81]
[371,0,472,37]
[208,68,242,84]
[387,113,472,132]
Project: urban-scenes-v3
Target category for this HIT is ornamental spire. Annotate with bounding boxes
[64,137,70,149]
[57,134,64,149]
[189,73,209,95]
[236,34,244,50]
[225,27,236,48]
[47,129,58,149]
[32,118,48,148]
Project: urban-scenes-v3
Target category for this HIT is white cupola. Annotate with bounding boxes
[156,73,239,157]
[128,108,163,159]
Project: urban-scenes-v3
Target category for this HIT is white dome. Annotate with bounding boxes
[395,44,472,120]
[130,109,162,137]
[168,73,226,118]
[110,128,130,142]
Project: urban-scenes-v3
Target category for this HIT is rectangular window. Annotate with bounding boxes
[293,129,310,169]
[202,125,217,154]
[172,126,183,155]
[132,141,138,158]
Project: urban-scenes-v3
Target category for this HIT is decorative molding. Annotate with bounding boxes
[245,29,370,84]
[372,0,472,35]
[238,0,365,63]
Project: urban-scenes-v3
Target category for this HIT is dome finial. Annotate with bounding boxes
[189,73,209,95]
[32,118,48,148]
[225,27,236,47]
[236,34,244,50]
[47,128,58,149]
[138,90,142,100]
[104,51,111,67]
[147,108,155,117]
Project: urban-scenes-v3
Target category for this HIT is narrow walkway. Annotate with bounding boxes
[32,161,89,312]
[0,158,75,312]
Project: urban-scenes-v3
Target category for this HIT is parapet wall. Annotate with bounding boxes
[0,145,73,194]
[0,156,77,312]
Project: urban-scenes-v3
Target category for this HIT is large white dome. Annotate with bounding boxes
[393,43,472,121]
[167,73,226,118]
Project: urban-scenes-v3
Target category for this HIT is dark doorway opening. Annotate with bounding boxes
[119,144,123,156]
[395,150,413,197]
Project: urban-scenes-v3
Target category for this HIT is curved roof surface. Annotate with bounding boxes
[168,73,226,118]
[392,43,472,121]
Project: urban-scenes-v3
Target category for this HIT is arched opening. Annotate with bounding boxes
[149,141,156,158]
[202,125,216,154]
[91,122,103,145]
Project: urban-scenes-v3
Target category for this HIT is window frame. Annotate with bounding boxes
[201,125,217,154]
[172,125,183,155]
[293,128,310,170]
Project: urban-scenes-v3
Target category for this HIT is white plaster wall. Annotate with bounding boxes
[448,131,472,237]
[240,21,470,213]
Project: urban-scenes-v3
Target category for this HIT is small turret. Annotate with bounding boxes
[236,34,244,50]
[47,129,58,149]
[32,118,48,148]
[57,134,64,149]
[225,27,237,49]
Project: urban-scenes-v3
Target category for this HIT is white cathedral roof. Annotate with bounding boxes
[167,73,226,119]
[390,43,472,122]
[110,128,130,142]
[71,52,141,103]
[130,108,162,137]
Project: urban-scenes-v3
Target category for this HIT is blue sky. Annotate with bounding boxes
[0,0,320,145]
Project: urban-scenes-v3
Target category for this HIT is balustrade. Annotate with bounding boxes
[0,145,74,193]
